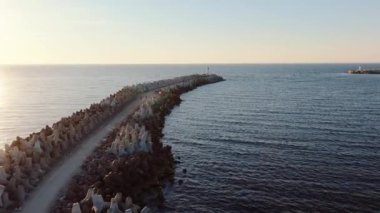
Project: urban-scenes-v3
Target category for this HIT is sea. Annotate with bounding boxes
[0,64,379,212]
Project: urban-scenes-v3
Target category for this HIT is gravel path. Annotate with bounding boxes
[20,90,157,213]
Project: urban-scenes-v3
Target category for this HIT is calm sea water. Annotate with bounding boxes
[1,64,380,211]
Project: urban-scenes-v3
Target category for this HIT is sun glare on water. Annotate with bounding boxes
[0,74,7,108]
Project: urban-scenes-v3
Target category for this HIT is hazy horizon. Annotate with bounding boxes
[1,62,380,66]
[1,0,380,64]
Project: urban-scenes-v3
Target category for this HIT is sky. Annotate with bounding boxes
[0,0,379,64]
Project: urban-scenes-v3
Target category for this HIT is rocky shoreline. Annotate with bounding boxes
[0,74,223,211]
[51,75,224,213]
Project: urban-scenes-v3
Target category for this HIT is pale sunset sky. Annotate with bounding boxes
[0,0,379,64]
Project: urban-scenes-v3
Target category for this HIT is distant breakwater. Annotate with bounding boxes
[52,75,224,213]
[348,69,380,74]
[0,74,223,211]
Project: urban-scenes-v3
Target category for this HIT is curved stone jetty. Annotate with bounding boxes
[51,75,224,213]
[0,74,223,212]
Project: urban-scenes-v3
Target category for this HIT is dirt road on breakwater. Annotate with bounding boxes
[20,87,164,213]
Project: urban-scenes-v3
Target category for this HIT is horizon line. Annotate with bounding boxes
[1,62,380,66]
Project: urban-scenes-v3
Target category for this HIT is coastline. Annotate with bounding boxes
[52,75,224,212]
[0,74,223,212]
[19,91,152,213]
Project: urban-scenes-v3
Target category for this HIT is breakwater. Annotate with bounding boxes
[52,75,223,213]
[0,74,223,211]
[348,69,380,74]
